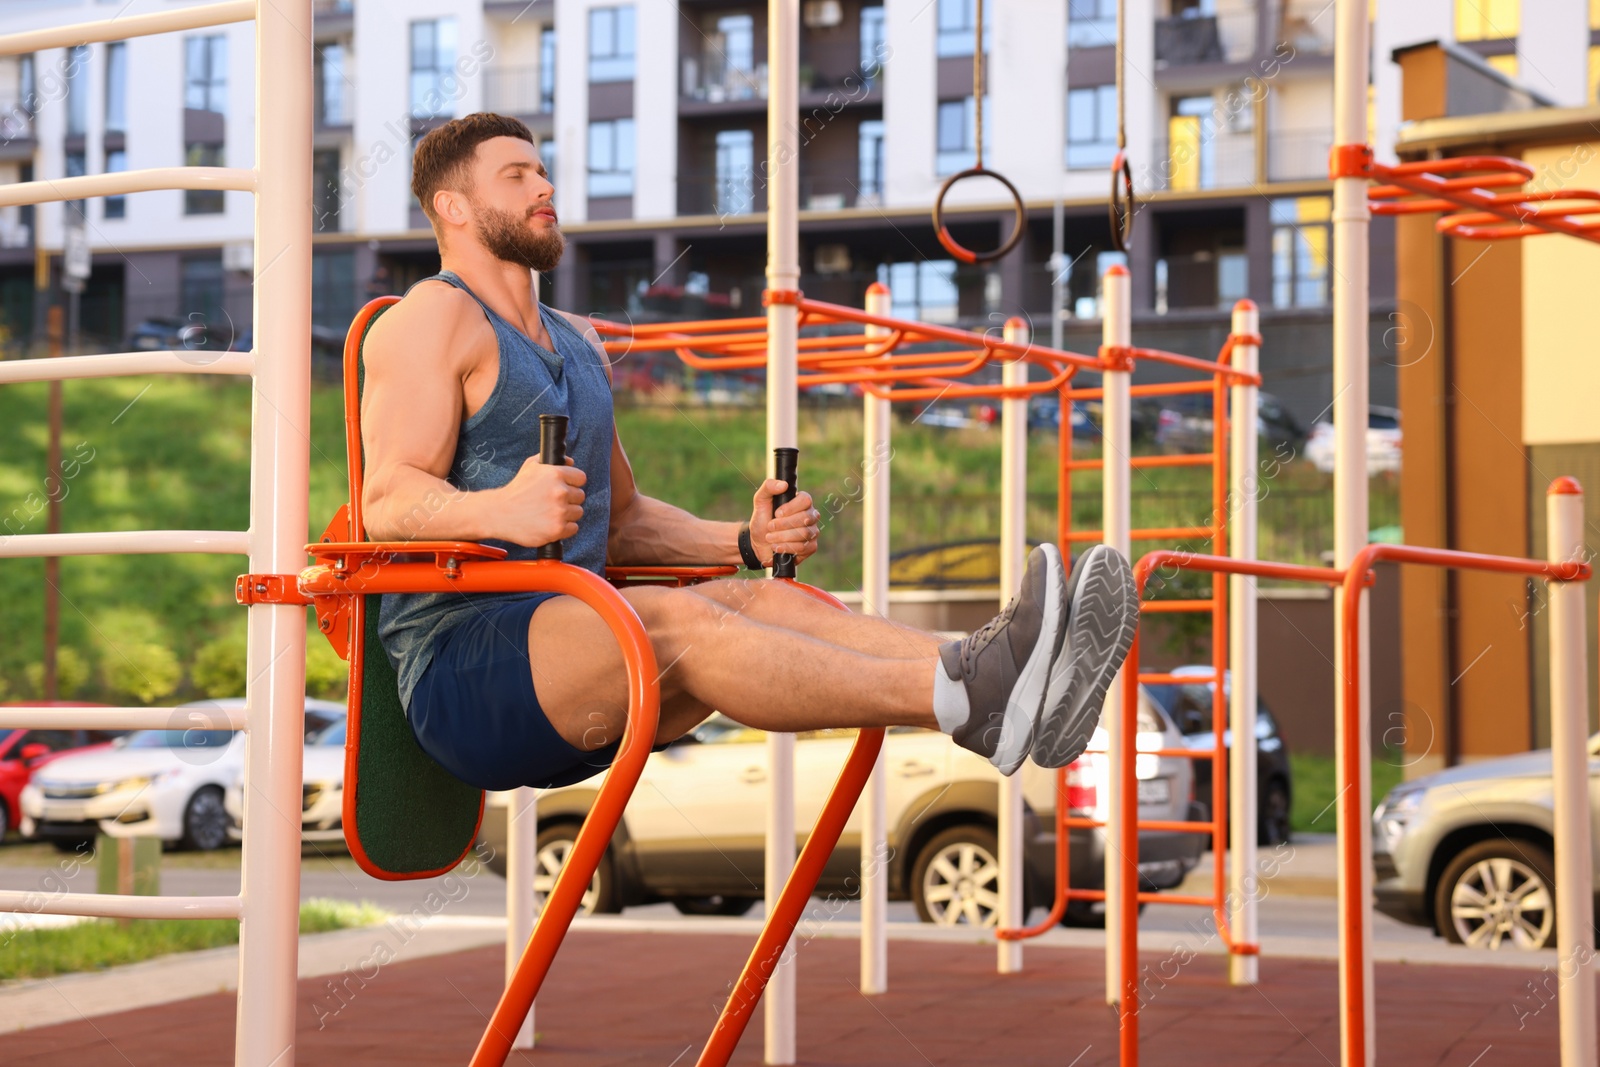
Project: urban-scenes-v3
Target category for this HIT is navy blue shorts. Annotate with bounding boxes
[406,594,660,791]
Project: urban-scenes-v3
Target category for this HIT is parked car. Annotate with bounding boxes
[21,698,343,852]
[906,399,999,429]
[1304,405,1401,474]
[1141,665,1293,846]
[1028,395,1099,438]
[127,316,199,351]
[477,693,1204,927]
[1372,737,1600,950]
[0,717,124,842]
[223,716,346,844]
[1152,390,1307,456]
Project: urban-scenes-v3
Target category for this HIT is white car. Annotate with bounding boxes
[478,691,1202,927]
[224,717,346,844]
[1304,405,1401,474]
[21,698,343,852]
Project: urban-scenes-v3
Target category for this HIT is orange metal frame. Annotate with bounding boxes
[1331,144,1600,243]
[1114,543,1590,1066]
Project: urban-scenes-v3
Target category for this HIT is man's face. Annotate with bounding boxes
[459,136,564,272]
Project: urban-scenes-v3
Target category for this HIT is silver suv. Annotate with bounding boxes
[478,691,1203,926]
[1373,734,1600,950]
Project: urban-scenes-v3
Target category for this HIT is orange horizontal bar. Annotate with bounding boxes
[1137,599,1215,613]
[1065,453,1216,472]
[1136,819,1218,834]
[1126,346,1260,384]
[1138,671,1217,685]
[1065,380,1219,402]
[1147,747,1220,759]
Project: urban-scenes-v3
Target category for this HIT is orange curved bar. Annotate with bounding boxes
[697,579,884,1067]
[295,556,659,1067]
[997,763,1073,940]
[1361,152,1600,244]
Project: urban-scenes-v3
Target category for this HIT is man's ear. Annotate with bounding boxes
[433,187,468,227]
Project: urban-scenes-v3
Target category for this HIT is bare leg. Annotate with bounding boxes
[679,578,944,660]
[528,585,940,752]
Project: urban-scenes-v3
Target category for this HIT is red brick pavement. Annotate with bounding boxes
[0,929,1571,1066]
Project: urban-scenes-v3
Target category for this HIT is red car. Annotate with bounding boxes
[0,711,122,842]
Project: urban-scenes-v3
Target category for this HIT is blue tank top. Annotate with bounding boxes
[376,270,614,708]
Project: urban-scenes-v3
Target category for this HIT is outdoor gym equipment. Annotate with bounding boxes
[931,0,1025,265]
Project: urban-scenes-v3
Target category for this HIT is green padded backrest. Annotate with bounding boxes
[344,302,485,879]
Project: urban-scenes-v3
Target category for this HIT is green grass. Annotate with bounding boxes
[1289,749,1407,835]
[0,839,363,871]
[0,897,386,982]
[0,377,1394,701]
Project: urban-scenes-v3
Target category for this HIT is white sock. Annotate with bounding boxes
[931,659,970,734]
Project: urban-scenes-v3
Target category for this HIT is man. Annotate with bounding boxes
[362,113,1139,794]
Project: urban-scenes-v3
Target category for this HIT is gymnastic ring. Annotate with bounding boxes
[1109,150,1135,254]
[933,166,1026,265]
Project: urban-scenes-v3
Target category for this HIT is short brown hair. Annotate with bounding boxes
[410,112,535,226]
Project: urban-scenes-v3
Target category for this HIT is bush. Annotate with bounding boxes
[22,647,91,699]
[191,628,247,699]
[305,637,349,701]
[101,643,182,705]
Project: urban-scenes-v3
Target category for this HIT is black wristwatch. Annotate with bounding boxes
[737,520,765,571]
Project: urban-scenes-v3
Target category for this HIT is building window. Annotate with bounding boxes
[312,249,356,332]
[539,28,557,111]
[104,42,126,133]
[1067,0,1117,49]
[1590,45,1600,104]
[315,44,348,125]
[878,260,960,324]
[65,45,89,136]
[936,0,991,58]
[185,35,227,114]
[410,19,458,118]
[539,138,557,180]
[936,95,988,176]
[714,129,754,215]
[1485,53,1519,78]
[1167,95,1215,191]
[64,149,85,219]
[313,148,341,232]
[860,6,886,78]
[587,118,634,198]
[185,143,225,214]
[1271,196,1331,309]
[103,149,126,219]
[1066,84,1116,169]
[589,6,636,83]
[180,254,225,340]
[1455,0,1518,40]
[858,119,885,201]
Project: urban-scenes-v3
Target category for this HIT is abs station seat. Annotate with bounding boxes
[286,297,884,1067]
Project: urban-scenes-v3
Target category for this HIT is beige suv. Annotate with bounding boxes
[477,691,1203,927]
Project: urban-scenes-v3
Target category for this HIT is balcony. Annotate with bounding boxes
[313,0,352,35]
[681,56,768,109]
[1266,127,1332,183]
[1276,1,1334,55]
[484,66,553,120]
[0,204,32,251]
[676,164,887,219]
[1154,11,1258,67]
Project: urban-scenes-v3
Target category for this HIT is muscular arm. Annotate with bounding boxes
[362,286,583,546]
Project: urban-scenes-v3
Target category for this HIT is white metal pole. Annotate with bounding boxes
[1051,197,1065,353]
[1331,0,1372,1062]
[507,787,537,1048]
[236,1,312,1064]
[765,0,800,1061]
[860,282,891,995]
[1546,479,1595,1067]
[997,315,1029,976]
[1227,300,1260,987]
[1100,264,1132,1004]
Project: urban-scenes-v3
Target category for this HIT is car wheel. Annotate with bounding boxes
[52,837,94,853]
[181,786,231,851]
[1434,839,1555,950]
[1258,779,1291,847]
[670,895,756,917]
[911,825,1002,928]
[533,825,621,917]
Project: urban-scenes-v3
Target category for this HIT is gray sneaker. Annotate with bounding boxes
[936,543,1066,776]
[1030,544,1141,769]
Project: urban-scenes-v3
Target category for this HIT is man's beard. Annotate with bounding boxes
[474,204,565,272]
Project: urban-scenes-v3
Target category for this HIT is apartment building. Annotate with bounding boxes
[0,0,1595,421]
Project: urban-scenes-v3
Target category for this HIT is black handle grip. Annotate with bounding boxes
[537,414,569,561]
[771,447,798,579]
